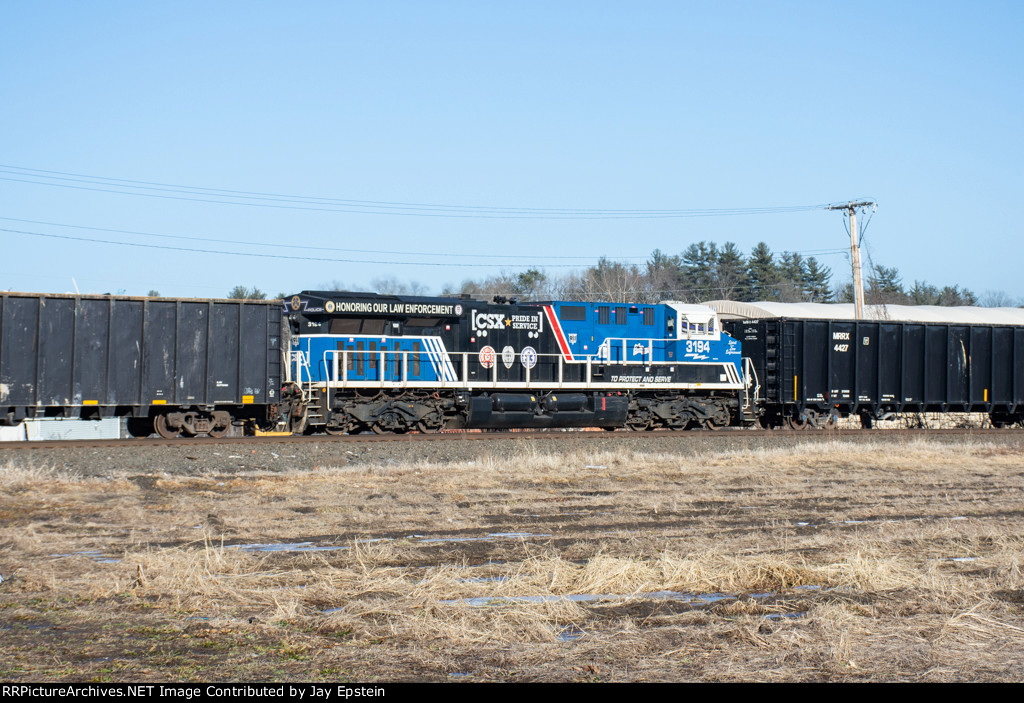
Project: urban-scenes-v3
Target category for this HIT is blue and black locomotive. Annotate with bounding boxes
[284,291,755,434]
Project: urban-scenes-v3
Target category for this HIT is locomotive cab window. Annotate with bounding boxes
[680,315,717,339]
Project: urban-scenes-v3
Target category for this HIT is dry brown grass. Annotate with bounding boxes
[1,437,1023,681]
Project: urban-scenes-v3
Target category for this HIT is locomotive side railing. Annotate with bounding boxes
[593,337,666,362]
[309,348,742,391]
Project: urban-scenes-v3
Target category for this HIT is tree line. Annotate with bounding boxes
[437,241,990,306]
[228,240,1017,307]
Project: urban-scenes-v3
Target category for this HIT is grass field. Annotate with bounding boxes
[1,437,1023,681]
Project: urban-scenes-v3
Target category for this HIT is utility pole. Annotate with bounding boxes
[828,201,875,319]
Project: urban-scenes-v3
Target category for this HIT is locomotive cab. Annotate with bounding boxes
[664,303,721,341]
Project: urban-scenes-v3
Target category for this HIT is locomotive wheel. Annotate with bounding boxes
[324,425,346,436]
[153,414,181,439]
[416,420,442,434]
[626,416,652,431]
[702,418,722,431]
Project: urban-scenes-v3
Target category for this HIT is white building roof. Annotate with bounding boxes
[702,300,1024,326]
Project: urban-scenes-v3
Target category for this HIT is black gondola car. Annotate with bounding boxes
[0,293,288,437]
[724,318,1024,428]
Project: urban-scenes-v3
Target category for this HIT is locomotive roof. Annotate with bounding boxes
[704,300,1024,326]
[296,290,482,306]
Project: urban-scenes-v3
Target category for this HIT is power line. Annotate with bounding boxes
[0,164,833,219]
[0,226,621,268]
[0,216,849,263]
[0,216,629,261]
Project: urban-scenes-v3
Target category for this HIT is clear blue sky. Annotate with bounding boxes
[2,1,1021,300]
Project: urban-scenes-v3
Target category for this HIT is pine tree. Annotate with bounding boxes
[803,257,833,302]
[747,242,779,301]
[714,242,749,301]
[680,242,718,302]
[866,265,906,304]
[777,252,807,302]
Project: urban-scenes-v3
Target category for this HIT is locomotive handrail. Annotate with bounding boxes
[589,337,666,363]
[743,357,760,407]
[314,347,731,391]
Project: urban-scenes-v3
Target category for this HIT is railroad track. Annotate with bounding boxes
[0,426,1018,451]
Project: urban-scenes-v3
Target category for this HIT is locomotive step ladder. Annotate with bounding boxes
[289,351,324,424]
[741,357,760,425]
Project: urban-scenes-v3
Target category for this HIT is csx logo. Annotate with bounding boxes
[472,311,506,331]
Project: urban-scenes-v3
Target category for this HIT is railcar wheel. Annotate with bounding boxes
[823,413,838,430]
[154,414,180,439]
[786,414,808,430]
[207,423,230,438]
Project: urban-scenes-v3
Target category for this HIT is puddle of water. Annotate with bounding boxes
[440,590,736,607]
[763,612,806,621]
[231,542,351,553]
[232,532,552,553]
[48,550,121,564]
[558,626,585,642]
[417,532,552,544]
